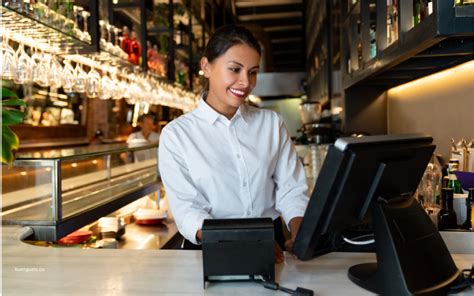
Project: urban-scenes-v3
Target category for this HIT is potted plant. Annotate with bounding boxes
[1,87,26,164]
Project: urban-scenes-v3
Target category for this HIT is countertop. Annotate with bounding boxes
[2,227,473,295]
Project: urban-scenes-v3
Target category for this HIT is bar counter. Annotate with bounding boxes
[2,226,473,295]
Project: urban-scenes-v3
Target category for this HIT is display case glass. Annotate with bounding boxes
[1,142,159,241]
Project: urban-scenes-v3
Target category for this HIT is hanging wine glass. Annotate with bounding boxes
[49,51,63,89]
[13,42,32,84]
[86,66,101,98]
[109,69,122,100]
[117,78,129,100]
[81,10,91,43]
[62,59,75,93]
[73,62,87,93]
[99,71,113,100]
[34,51,51,87]
[1,34,17,81]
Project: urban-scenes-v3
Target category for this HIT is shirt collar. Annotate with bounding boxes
[196,92,249,125]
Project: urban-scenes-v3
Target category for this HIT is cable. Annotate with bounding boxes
[255,275,314,296]
[342,233,375,245]
[449,265,474,293]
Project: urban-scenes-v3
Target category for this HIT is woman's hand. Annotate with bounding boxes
[196,230,203,242]
[284,217,303,253]
[275,242,284,264]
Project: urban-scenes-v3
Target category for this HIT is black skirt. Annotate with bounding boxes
[182,217,287,250]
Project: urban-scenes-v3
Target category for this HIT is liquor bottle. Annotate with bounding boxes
[461,188,473,230]
[387,0,399,45]
[128,31,141,65]
[438,188,458,230]
[413,0,421,26]
[447,161,463,194]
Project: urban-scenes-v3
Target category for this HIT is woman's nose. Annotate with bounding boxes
[238,72,250,87]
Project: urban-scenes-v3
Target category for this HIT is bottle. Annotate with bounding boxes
[413,0,421,26]
[461,188,473,230]
[447,161,463,194]
[438,188,458,230]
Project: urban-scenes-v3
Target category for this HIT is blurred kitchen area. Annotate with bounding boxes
[1,0,474,249]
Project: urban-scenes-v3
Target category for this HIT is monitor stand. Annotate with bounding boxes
[347,195,461,296]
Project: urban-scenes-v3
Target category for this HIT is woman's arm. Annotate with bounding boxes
[272,115,309,247]
[159,126,212,245]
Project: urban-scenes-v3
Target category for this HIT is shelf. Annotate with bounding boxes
[342,1,474,90]
[1,5,98,55]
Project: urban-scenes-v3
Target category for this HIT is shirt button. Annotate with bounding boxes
[243,182,247,187]
[247,210,251,215]
[236,154,241,158]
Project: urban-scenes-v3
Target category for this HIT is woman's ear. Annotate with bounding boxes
[200,57,210,78]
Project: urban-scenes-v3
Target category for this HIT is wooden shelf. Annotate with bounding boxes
[342,0,474,90]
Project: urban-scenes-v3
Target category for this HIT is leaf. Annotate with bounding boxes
[1,109,25,125]
[1,126,19,164]
[2,98,27,107]
[1,88,18,99]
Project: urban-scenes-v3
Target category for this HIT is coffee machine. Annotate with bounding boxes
[296,101,338,145]
[295,101,340,188]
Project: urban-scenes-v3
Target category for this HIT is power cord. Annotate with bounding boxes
[254,275,314,296]
[342,233,375,245]
[449,265,474,293]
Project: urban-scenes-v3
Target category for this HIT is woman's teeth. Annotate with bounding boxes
[229,88,245,97]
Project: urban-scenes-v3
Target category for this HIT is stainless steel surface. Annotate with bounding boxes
[15,142,158,160]
[53,159,61,222]
[118,220,178,250]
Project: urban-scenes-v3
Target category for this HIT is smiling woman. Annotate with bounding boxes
[158,25,310,260]
[201,43,260,119]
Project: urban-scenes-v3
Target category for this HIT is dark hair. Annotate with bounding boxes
[202,25,261,92]
[203,25,261,63]
[138,113,156,123]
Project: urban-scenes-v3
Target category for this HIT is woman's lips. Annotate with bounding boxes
[229,88,246,98]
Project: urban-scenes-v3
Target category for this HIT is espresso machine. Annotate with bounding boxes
[297,101,338,145]
[296,101,340,188]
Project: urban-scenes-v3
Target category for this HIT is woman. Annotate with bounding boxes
[159,25,309,261]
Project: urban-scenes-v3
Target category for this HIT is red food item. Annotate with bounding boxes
[57,230,92,245]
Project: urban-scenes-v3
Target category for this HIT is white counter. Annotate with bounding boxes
[2,227,473,295]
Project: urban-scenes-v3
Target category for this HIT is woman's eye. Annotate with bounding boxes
[228,67,240,73]
[249,70,258,76]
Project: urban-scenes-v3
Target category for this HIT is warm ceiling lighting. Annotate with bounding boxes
[388,60,474,95]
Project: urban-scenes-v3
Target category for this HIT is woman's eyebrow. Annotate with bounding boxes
[227,61,260,70]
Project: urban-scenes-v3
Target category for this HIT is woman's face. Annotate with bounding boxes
[201,43,260,118]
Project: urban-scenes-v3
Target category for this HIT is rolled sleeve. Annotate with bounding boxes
[272,116,310,229]
[159,126,212,245]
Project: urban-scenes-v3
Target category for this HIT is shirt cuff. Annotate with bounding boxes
[180,211,212,245]
[281,206,307,231]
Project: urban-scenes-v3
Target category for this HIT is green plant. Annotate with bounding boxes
[1,87,26,164]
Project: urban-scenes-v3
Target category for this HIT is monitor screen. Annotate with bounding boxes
[292,134,461,295]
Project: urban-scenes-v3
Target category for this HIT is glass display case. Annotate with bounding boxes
[1,142,159,241]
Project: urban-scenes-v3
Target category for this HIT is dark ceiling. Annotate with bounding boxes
[229,0,305,73]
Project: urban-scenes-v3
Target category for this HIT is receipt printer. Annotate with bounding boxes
[202,218,275,288]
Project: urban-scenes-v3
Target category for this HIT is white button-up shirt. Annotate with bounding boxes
[159,98,309,244]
